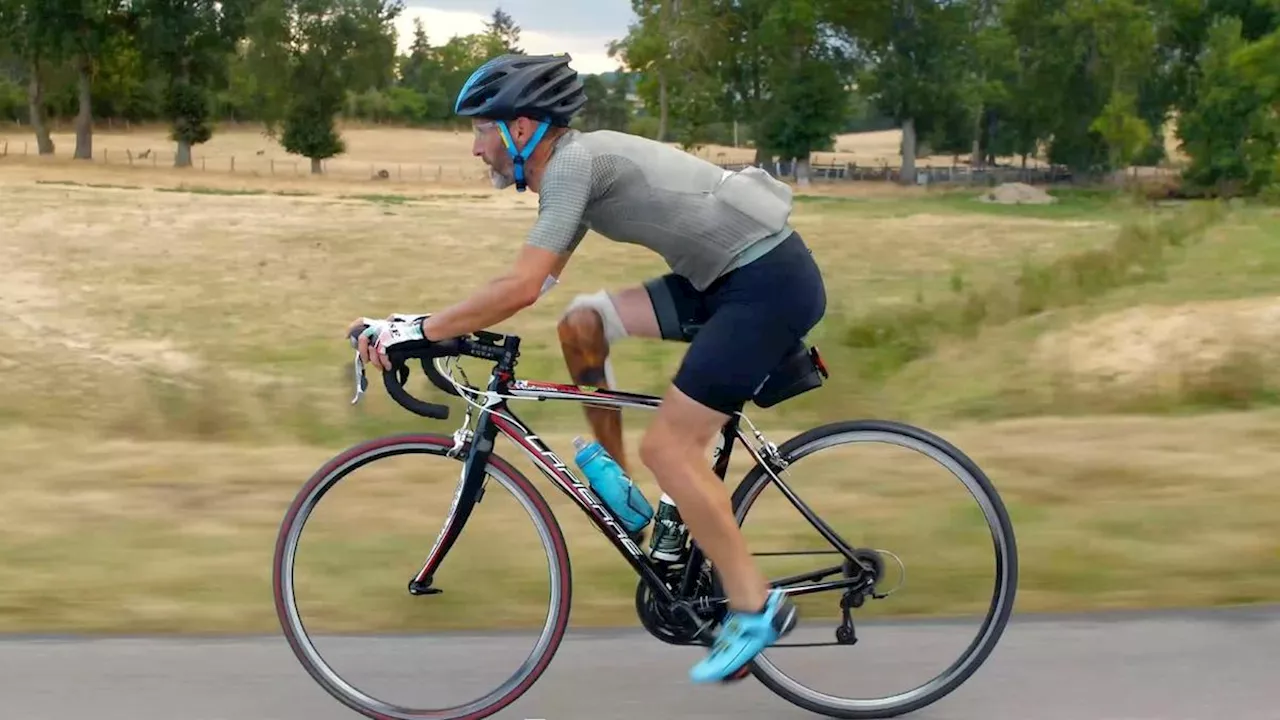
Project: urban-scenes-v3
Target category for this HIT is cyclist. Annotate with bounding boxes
[350,52,826,684]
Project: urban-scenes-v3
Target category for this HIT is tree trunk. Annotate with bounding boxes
[27,59,54,156]
[657,69,669,142]
[310,157,323,174]
[900,117,917,186]
[794,157,812,188]
[970,109,983,169]
[658,0,674,144]
[73,53,93,160]
[751,51,766,166]
[986,113,1000,167]
[175,140,192,168]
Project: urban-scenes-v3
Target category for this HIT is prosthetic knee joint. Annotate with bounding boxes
[562,290,627,388]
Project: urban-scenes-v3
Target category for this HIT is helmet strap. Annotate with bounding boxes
[498,119,551,192]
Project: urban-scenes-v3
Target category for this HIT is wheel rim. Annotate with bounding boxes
[737,428,1017,715]
[276,441,567,720]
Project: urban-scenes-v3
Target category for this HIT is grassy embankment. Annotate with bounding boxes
[1,131,1277,634]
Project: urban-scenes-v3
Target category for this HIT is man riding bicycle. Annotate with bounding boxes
[350,52,827,684]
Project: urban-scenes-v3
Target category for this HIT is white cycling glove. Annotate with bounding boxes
[357,313,432,356]
[386,313,431,324]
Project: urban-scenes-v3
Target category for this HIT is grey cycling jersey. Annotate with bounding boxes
[526,129,795,291]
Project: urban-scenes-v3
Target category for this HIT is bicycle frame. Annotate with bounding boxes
[400,351,868,615]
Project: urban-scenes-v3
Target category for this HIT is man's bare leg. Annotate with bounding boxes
[640,383,796,684]
[556,286,661,475]
[638,384,769,613]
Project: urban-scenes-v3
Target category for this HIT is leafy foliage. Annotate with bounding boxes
[0,0,1276,195]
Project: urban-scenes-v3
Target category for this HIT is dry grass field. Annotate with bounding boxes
[0,120,1103,183]
[0,125,1275,635]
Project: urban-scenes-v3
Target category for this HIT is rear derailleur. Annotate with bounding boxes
[834,549,888,646]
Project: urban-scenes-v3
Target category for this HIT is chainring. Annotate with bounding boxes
[634,568,719,646]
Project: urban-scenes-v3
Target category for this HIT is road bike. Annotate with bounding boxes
[272,325,1018,720]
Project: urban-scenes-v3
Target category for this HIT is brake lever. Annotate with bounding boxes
[351,351,369,405]
[349,325,370,405]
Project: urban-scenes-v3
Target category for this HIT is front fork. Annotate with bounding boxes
[408,406,491,595]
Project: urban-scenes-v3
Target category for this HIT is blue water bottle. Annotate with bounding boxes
[572,436,654,535]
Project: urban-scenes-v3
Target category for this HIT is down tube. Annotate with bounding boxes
[488,407,675,600]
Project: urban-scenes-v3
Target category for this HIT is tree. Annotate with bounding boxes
[835,0,977,184]
[91,23,160,121]
[613,0,855,162]
[0,0,59,154]
[1083,0,1162,171]
[1177,16,1279,195]
[427,32,500,122]
[483,7,522,55]
[1090,90,1154,172]
[961,0,1012,167]
[753,0,855,185]
[42,0,132,159]
[578,73,632,131]
[135,0,251,167]
[1159,0,1279,111]
[610,0,682,142]
[1159,0,1279,195]
[1233,25,1280,102]
[997,0,1162,176]
[249,0,404,173]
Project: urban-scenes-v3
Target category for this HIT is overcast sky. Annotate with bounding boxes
[399,1,636,74]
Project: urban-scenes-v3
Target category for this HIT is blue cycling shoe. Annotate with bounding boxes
[689,589,798,684]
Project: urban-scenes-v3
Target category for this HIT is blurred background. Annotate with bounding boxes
[1,0,1277,718]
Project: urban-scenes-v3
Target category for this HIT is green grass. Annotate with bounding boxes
[816,199,1280,423]
[2,177,1279,634]
[340,192,415,204]
[840,201,1225,374]
[795,183,1135,220]
[155,185,267,196]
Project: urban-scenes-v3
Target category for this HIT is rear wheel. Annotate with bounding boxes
[272,433,573,720]
[728,420,1018,719]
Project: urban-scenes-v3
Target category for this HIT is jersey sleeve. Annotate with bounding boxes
[526,139,594,256]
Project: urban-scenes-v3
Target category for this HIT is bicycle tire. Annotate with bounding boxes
[728,419,1018,719]
[272,432,573,720]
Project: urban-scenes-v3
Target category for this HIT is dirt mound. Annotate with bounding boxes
[978,182,1058,205]
[1032,297,1280,392]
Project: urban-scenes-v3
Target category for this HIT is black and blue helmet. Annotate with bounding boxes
[454,53,587,126]
[455,53,587,192]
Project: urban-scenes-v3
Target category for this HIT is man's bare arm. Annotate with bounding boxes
[419,139,594,342]
[419,244,571,341]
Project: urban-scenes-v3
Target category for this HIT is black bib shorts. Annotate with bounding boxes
[642,231,828,416]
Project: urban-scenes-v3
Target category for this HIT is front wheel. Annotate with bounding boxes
[729,419,1018,719]
[272,433,573,720]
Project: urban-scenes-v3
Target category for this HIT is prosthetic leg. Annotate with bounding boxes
[557,290,631,474]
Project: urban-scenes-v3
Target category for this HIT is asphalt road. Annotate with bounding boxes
[3,606,1276,720]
